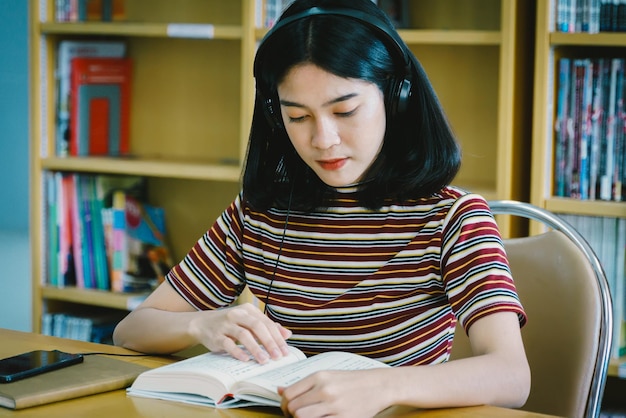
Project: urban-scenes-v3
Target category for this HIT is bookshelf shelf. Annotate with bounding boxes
[41,157,242,182]
[545,198,626,219]
[255,28,502,45]
[41,286,147,311]
[550,31,626,47]
[398,29,501,46]
[39,22,244,39]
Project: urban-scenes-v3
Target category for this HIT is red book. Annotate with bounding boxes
[69,57,132,156]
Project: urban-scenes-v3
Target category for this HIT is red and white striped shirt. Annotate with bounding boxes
[166,186,526,366]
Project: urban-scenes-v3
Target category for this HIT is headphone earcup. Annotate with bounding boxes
[261,93,284,130]
[390,77,412,119]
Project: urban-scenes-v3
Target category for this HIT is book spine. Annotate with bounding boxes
[79,175,96,288]
[613,60,625,201]
[111,190,126,292]
[555,58,571,197]
[600,0,613,31]
[89,176,110,290]
[46,172,59,287]
[580,59,594,199]
[590,59,605,200]
[69,174,85,288]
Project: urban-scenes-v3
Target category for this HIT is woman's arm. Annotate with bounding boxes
[112,281,292,363]
[279,311,530,418]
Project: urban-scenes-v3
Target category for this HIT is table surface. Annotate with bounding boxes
[0,328,559,418]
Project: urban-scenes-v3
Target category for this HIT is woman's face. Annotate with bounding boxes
[277,63,386,187]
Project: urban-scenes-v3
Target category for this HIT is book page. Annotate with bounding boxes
[128,345,306,403]
[233,351,390,403]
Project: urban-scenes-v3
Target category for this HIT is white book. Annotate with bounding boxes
[128,347,389,409]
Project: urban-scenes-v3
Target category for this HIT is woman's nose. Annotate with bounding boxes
[311,117,340,149]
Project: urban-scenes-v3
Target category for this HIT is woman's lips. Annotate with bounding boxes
[317,158,348,170]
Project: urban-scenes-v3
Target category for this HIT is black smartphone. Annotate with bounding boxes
[0,350,84,383]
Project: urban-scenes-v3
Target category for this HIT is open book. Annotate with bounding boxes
[127,346,389,408]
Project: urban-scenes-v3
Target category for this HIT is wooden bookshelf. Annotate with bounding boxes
[29,0,253,332]
[400,0,535,237]
[530,0,626,378]
[29,0,534,338]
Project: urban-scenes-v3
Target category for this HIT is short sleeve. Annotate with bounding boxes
[440,194,527,333]
[165,192,247,310]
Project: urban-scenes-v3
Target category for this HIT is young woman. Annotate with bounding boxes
[114,0,531,416]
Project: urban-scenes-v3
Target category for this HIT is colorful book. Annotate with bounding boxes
[69,56,132,157]
[88,175,144,292]
[68,174,85,288]
[580,59,594,199]
[58,173,76,287]
[46,173,59,287]
[88,176,109,290]
[555,58,571,197]
[79,175,97,288]
[55,40,125,156]
[112,193,172,293]
[589,58,607,200]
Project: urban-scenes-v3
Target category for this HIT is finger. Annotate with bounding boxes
[258,322,291,360]
[276,323,293,355]
[238,315,289,361]
[278,387,292,417]
[221,336,251,362]
[279,379,317,417]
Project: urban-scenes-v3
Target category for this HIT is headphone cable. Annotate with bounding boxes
[263,182,295,314]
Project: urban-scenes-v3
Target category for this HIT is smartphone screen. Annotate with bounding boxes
[0,350,84,383]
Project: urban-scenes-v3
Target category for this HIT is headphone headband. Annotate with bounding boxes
[254,6,411,79]
[254,4,414,129]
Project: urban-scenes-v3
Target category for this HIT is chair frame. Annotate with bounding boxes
[488,200,613,418]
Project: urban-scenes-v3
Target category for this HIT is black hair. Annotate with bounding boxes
[243,0,461,211]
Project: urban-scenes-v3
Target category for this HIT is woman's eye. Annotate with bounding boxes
[336,108,357,117]
[288,115,307,123]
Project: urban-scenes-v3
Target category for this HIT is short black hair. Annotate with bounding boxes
[243,0,461,211]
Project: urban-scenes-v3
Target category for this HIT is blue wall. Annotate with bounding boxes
[0,0,32,331]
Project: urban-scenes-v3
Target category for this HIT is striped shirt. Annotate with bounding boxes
[166,186,526,367]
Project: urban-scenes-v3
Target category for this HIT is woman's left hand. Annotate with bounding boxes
[278,369,390,418]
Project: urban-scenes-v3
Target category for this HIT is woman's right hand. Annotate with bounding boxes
[114,281,292,361]
[189,303,292,364]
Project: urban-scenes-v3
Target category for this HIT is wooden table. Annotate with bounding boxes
[0,329,558,417]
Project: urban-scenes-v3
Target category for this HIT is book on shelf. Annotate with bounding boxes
[557,0,601,33]
[554,57,626,201]
[0,354,148,410]
[70,56,132,157]
[127,347,389,409]
[55,40,126,157]
[41,311,126,344]
[46,174,171,293]
[259,0,384,28]
[558,213,626,358]
[55,0,126,23]
[105,188,172,293]
[555,58,571,197]
[260,0,295,28]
